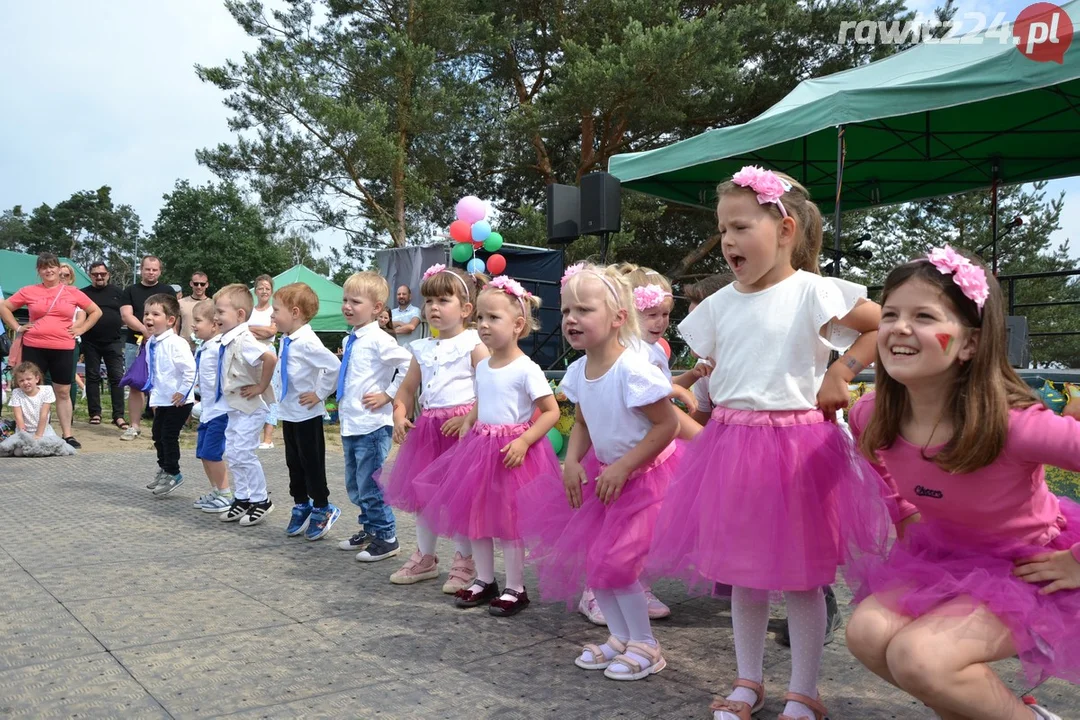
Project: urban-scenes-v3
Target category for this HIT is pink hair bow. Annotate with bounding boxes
[633,284,672,311]
[926,246,989,312]
[422,263,447,280]
[731,166,791,218]
[487,275,530,314]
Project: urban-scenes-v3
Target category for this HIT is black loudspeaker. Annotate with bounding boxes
[546,183,580,243]
[580,172,621,235]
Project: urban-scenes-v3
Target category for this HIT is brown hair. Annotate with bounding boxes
[715,171,823,274]
[13,361,43,383]
[140,255,163,271]
[274,282,320,323]
[478,284,542,339]
[255,274,274,290]
[420,267,487,323]
[36,252,60,270]
[214,283,255,317]
[858,253,1037,474]
[145,293,181,328]
[684,273,735,304]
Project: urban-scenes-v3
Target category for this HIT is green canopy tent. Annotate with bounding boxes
[609,1,1080,274]
[267,264,346,333]
[0,249,92,297]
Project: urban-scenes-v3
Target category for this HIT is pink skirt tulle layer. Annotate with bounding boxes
[415,422,563,541]
[517,441,684,608]
[376,404,473,514]
[647,407,892,593]
[847,497,1080,685]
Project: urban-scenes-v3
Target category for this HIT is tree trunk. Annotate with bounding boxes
[665,231,723,279]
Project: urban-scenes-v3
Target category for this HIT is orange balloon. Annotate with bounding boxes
[658,337,671,358]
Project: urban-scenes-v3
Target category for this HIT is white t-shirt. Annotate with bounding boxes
[692,359,712,413]
[10,386,57,436]
[392,304,423,346]
[678,270,865,411]
[558,349,672,466]
[195,336,229,423]
[476,356,553,425]
[410,329,482,409]
[248,306,276,349]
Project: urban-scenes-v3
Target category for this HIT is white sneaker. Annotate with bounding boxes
[645,590,671,619]
[258,442,274,450]
[578,589,607,626]
[120,427,141,441]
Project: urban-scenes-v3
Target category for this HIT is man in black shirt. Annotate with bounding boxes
[80,261,128,428]
[119,256,167,440]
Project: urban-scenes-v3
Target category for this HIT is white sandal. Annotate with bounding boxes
[603,640,666,681]
[574,635,627,670]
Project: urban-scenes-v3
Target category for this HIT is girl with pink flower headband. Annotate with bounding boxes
[845,249,1079,720]
[518,261,685,682]
[648,165,893,720]
[378,263,489,594]
[411,275,560,617]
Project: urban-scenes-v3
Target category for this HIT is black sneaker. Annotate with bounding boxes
[239,499,275,526]
[775,586,842,648]
[338,530,372,551]
[220,499,251,523]
[356,537,400,562]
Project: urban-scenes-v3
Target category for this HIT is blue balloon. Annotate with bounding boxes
[466,257,486,274]
[471,220,492,242]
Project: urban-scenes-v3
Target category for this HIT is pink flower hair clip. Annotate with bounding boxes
[560,263,585,287]
[633,284,673,311]
[487,275,530,314]
[925,246,989,312]
[422,263,470,297]
[560,262,620,303]
[731,165,792,218]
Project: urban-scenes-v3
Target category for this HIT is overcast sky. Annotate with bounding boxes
[2,0,1078,264]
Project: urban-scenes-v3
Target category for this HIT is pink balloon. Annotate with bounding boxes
[658,338,671,359]
[449,219,472,243]
[455,196,487,224]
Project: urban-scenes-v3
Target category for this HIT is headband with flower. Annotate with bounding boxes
[422,263,471,298]
[731,165,792,218]
[924,246,989,313]
[561,263,620,303]
[486,275,531,315]
[633,284,673,311]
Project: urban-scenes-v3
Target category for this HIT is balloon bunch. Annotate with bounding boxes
[449,196,506,275]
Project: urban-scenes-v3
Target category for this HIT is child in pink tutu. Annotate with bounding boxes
[648,166,891,720]
[844,248,1080,720]
[414,276,561,616]
[518,262,681,681]
[382,264,489,592]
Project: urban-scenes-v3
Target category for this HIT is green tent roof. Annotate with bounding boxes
[609,1,1080,214]
[0,249,92,297]
[269,264,346,333]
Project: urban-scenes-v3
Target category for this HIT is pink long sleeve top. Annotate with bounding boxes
[850,392,1080,556]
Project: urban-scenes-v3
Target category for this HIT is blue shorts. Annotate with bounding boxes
[196,414,228,462]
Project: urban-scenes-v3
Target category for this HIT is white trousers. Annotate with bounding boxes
[226,409,268,502]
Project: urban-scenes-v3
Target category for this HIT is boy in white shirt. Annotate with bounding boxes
[189,299,234,513]
[213,284,278,526]
[142,294,196,496]
[272,283,343,541]
[335,272,412,562]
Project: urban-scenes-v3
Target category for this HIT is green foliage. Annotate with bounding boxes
[146,180,290,287]
[0,187,142,280]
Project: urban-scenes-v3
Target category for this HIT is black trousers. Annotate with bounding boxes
[283,416,329,507]
[152,404,192,475]
[83,338,126,421]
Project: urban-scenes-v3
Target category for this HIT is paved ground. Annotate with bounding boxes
[2,443,1079,719]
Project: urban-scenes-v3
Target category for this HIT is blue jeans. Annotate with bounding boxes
[342,426,395,540]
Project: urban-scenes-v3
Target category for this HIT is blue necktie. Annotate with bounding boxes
[336,332,356,400]
[188,349,202,398]
[280,337,292,399]
[215,343,227,402]
[141,341,157,392]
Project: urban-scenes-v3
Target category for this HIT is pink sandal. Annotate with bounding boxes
[777,692,827,720]
[574,635,627,670]
[710,679,765,719]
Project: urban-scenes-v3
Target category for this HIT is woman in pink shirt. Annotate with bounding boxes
[0,253,102,449]
[845,247,1080,720]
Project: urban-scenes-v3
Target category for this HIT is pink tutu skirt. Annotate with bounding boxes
[415,421,563,541]
[847,497,1080,685]
[517,441,684,608]
[376,404,473,513]
[648,407,891,593]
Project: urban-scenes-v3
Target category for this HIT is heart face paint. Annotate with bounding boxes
[935,333,955,354]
